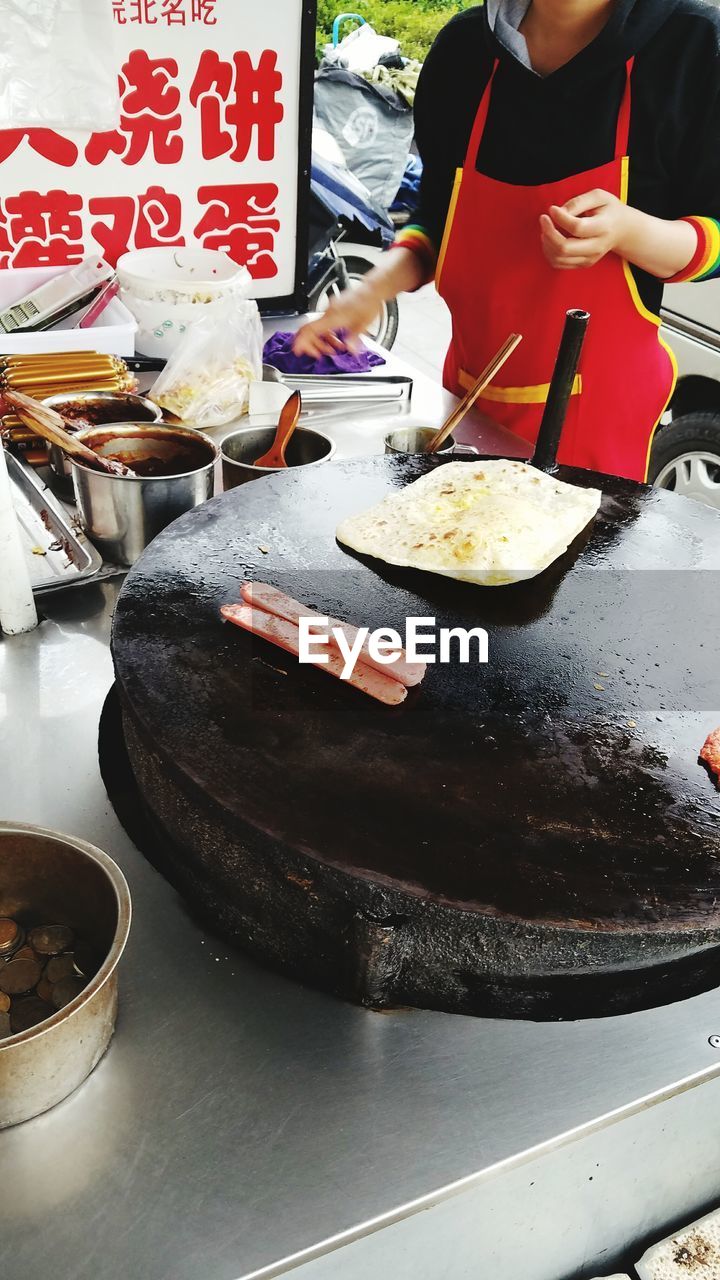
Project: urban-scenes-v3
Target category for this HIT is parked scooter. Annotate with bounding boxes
[306,137,400,350]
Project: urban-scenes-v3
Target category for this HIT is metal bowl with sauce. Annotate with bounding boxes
[72,422,218,566]
[43,391,163,484]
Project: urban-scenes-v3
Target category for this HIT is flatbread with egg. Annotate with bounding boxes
[336,460,602,586]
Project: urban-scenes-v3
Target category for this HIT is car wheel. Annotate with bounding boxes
[648,412,720,509]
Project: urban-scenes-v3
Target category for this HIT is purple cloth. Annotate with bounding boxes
[263,329,386,375]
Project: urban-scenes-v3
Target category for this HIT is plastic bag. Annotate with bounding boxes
[323,24,400,74]
[0,0,120,133]
[151,297,263,428]
[314,68,414,210]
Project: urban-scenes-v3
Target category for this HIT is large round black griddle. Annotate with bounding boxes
[110,456,720,1019]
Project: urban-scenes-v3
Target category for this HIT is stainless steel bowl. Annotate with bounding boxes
[0,822,131,1129]
[43,391,163,484]
[221,424,336,489]
[72,423,217,567]
[384,427,479,457]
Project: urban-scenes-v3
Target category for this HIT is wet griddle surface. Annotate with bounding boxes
[113,456,720,938]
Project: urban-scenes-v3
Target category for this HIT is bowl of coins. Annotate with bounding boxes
[0,822,131,1129]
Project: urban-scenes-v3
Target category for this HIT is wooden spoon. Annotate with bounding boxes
[253,391,302,469]
[425,333,523,454]
[2,389,132,476]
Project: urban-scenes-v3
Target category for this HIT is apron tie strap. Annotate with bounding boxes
[464,59,500,170]
[466,55,635,171]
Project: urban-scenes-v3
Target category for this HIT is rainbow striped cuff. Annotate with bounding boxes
[668,217,720,283]
[390,224,437,285]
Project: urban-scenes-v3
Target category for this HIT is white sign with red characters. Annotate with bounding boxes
[0,0,315,309]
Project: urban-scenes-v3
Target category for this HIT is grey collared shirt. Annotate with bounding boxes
[486,0,536,72]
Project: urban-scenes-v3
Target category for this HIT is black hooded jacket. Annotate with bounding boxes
[412,0,720,313]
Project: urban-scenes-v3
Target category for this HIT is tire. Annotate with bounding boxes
[648,412,720,509]
[309,254,400,351]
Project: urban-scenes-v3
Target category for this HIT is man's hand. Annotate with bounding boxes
[540,189,629,270]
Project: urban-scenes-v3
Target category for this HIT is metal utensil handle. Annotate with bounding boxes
[281,375,413,386]
[76,277,119,330]
[297,387,409,405]
[124,355,167,373]
[426,332,523,454]
[280,375,413,404]
[531,310,590,473]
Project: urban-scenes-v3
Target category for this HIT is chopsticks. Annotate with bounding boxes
[425,333,523,454]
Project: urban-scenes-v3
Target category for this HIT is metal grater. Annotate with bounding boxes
[0,258,115,335]
[1,299,41,331]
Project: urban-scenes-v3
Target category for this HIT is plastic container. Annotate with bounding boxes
[0,268,137,356]
[116,248,248,304]
[117,248,249,358]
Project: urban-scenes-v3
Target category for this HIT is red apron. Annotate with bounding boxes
[436,58,677,481]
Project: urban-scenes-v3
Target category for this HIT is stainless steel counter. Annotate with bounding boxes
[2,353,720,1280]
[215,338,531,462]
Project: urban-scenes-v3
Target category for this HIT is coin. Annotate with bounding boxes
[10,997,53,1034]
[51,976,86,1010]
[28,924,74,955]
[14,945,39,962]
[0,992,9,1014]
[0,1011,11,1039]
[36,974,54,1004]
[0,917,21,956]
[0,957,43,994]
[46,953,75,983]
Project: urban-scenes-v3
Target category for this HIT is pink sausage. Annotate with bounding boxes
[240,581,426,688]
[700,727,720,786]
[220,604,408,707]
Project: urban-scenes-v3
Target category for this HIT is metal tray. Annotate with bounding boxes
[6,452,103,593]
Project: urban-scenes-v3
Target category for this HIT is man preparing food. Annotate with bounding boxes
[295,0,720,482]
